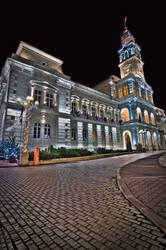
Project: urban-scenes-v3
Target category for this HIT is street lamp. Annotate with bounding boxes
[17,96,39,165]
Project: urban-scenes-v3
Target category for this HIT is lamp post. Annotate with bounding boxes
[17,96,39,165]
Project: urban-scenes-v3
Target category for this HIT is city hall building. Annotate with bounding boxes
[0,24,166,152]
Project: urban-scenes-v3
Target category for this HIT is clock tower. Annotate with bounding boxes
[118,17,144,79]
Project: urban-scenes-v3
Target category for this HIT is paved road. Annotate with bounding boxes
[118,153,166,234]
[0,152,166,249]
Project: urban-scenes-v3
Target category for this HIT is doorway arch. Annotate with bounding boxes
[123,130,132,150]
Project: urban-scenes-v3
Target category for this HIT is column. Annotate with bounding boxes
[88,123,93,151]
[112,127,117,150]
[53,93,57,106]
[97,125,102,147]
[105,126,110,149]
[43,90,47,105]
[31,86,35,97]
[77,122,83,148]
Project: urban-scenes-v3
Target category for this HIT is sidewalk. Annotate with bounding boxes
[0,160,18,167]
[117,152,166,234]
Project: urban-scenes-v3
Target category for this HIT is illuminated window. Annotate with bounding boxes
[121,108,130,122]
[141,89,146,100]
[126,68,130,73]
[118,88,123,99]
[44,124,51,138]
[34,90,42,104]
[136,107,142,121]
[123,86,128,96]
[150,113,155,125]
[113,88,116,98]
[33,123,41,138]
[148,93,152,103]
[144,110,149,124]
[153,132,158,147]
[147,131,152,146]
[46,93,53,108]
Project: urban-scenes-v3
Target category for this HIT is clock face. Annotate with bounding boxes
[126,68,130,73]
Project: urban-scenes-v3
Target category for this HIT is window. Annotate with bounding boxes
[150,113,155,125]
[136,107,142,122]
[11,116,15,120]
[46,93,53,108]
[123,86,128,96]
[92,107,96,118]
[148,93,152,103]
[82,105,87,116]
[44,124,51,138]
[33,123,41,138]
[121,108,130,122]
[83,129,87,141]
[71,128,77,141]
[34,90,42,104]
[144,110,149,124]
[93,129,97,143]
[72,102,76,113]
[118,88,123,99]
[100,110,104,119]
[101,130,105,146]
[141,89,146,100]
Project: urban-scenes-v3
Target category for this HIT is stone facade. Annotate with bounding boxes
[0,26,166,152]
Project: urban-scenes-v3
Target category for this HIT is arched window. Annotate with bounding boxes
[144,110,149,124]
[150,113,155,125]
[44,124,51,138]
[128,49,131,57]
[147,131,152,147]
[136,107,142,122]
[33,123,41,138]
[121,108,130,122]
[125,51,128,59]
[153,132,158,148]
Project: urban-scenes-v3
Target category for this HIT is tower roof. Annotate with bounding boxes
[121,17,135,46]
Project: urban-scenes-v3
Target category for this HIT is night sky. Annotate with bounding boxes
[0,3,166,111]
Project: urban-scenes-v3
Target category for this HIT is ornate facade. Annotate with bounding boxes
[0,24,166,151]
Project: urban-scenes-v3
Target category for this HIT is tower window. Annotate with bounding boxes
[123,86,128,96]
[118,88,123,99]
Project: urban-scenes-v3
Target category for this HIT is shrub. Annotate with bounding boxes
[0,139,19,160]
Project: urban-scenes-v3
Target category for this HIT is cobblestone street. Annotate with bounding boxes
[0,153,166,249]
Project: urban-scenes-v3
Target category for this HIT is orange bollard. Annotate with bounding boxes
[34,148,40,165]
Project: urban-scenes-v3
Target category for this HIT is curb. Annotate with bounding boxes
[0,151,134,168]
[117,154,166,234]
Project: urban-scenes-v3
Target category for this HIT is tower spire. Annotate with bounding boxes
[124,16,128,33]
